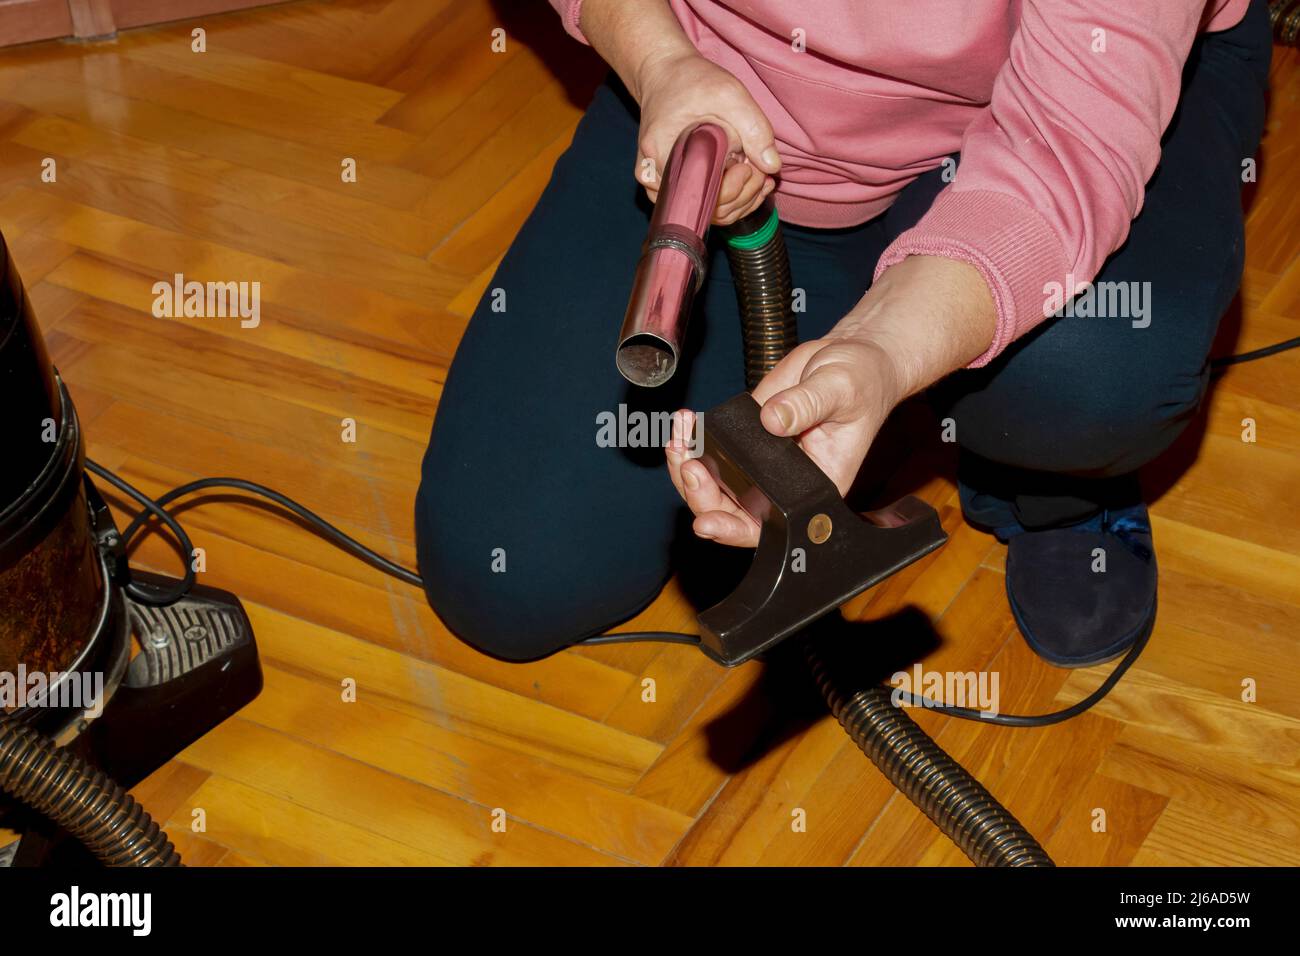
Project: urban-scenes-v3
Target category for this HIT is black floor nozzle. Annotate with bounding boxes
[693,393,946,666]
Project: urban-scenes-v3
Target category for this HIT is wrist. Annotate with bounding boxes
[851,337,909,424]
[578,0,700,104]
[631,44,698,102]
[802,336,907,428]
[828,255,997,398]
[823,319,914,412]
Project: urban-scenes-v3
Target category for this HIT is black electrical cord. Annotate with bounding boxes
[81,333,1292,710]
[85,459,197,606]
[94,471,698,644]
[578,631,701,646]
[1210,335,1300,368]
[118,474,423,588]
[92,460,705,647]
[889,616,1151,727]
[586,616,1146,726]
[86,463,423,600]
[87,443,1131,729]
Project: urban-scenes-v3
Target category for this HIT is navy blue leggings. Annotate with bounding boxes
[416,2,1270,661]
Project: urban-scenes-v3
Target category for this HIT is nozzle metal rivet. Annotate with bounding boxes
[807,514,832,544]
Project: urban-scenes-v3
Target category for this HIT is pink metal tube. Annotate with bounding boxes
[616,123,731,387]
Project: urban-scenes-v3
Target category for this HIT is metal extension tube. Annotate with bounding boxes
[616,122,732,387]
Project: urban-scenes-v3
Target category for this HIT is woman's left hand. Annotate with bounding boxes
[665,337,902,547]
[665,254,1000,548]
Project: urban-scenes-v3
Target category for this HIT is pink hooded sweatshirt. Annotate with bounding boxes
[547,0,1250,365]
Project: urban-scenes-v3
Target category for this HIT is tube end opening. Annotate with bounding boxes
[616,334,678,388]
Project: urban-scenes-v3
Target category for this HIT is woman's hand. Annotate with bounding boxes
[664,254,1000,548]
[575,0,780,225]
[665,338,903,547]
[635,50,781,225]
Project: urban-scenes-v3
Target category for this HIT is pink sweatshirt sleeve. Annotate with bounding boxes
[548,0,589,44]
[874,0,1208,367]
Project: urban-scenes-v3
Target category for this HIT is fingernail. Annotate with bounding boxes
[683,468,699,491]
[761,146,780,170]
[697,531,716,541]
[774,403,795,433]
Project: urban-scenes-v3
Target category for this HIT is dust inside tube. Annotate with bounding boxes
[617,334,677,387]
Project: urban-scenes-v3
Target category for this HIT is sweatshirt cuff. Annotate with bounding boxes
[553,0,589,44]
[873,189,1071,368]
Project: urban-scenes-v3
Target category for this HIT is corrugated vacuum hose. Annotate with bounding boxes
[0,719,182,866]
[720,199,1054,867]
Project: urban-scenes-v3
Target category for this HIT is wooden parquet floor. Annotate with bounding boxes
[1,0,1296,866]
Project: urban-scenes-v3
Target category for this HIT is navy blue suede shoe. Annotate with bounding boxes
[959,481,1157,668]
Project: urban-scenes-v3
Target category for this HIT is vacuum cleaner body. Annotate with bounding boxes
[0,234,262,866]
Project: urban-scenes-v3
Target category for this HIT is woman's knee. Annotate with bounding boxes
[414,478,669,661]
[945,320,1213,476]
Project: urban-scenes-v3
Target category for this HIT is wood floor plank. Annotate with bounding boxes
[178,718,625,867]
[118,34,405,121]
[53,292,442,440]
[1043,774,1168,867]
[13,114,440,257]
[631,665,765,818]
[374,0,522,133]
[243,603,665,788]
[1057,667,1300,811]
[0,51,421,163]
[166,774,445,867]
[21,182,466,308]
[243,665,693,863]
[1098,739,1300,843]
[1132,799,1300,867]
[427,128,574,276]
[46,255,459,394]
[0,74,436,209]
[130,761,213,834]
[599,646,729,745]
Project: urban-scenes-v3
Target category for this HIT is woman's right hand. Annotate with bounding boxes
[633,50,781,226]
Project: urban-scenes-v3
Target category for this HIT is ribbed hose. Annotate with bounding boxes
[722,207,798,391]
[1271,0,1300,47]
[805,647,1053,866]
[0,719,183,866]
[721,200,1053,867]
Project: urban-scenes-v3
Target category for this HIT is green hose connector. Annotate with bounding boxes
[725,205,781,250]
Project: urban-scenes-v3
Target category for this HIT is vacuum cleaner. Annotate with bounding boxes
[0,237,262,867]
